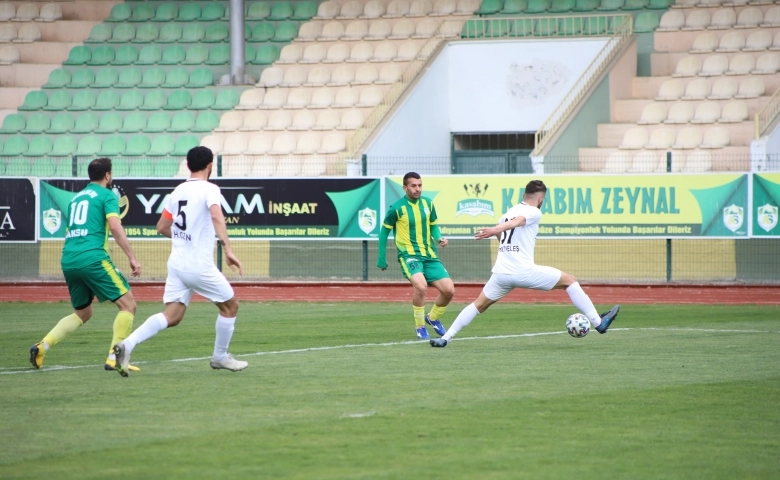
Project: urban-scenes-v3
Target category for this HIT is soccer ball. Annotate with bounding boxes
[566,313,590,338]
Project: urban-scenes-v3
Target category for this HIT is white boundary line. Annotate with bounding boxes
[3,327,777,375]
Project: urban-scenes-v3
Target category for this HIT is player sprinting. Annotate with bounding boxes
[377,172,454,339]
[30,158,142,371]
[112,146,247,376]
[430,179,619,348]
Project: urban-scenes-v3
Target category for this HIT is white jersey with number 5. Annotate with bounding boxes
[492,202,542,274]
[163,179,222,273]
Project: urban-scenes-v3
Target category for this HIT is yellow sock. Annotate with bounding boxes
[108,311,134,356]
[428,305,447,321]
[413,306,425,327]
[43,314,84,349]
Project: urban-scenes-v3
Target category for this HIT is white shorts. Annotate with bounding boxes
[163,265,235,306]
[482,266,562,301]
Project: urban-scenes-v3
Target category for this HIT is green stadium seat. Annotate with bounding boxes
[71,113,99,133]
[213,89,240,110]
[76,157,91,177]
[0,156,5,175]
[192,111,219,132]
[172,135,199,156]
[245,44,257,64]
[106,3,131,22]
[292,1,318,20]
[128,157,154,175]
[140,91,168,111]
[109,24,136,43]
[136,45,162,65]
[634,11,659,33]
[647,0,673,9]
[176,3,201,22]
[582,15,609,34]
[93,90,119,111]
[93,68,119,88]
[139,68,166,88]
[572,0,600,11]
[26,137,53,157]
[167,111,194,132]
[75,136,101,156]
[162,68,189,88]
[31,158,56,176]
[153,3,178,22]
[50,136,77,158]
[549,0,575,12]
[501,0,528,14]
[18,91,47,111]
[111,157,131,177]
[142,112,170,133]
[130,3,154,22]
[608,15,630,33]
[147,136,175,156]
[116,90,144,110]
[597,0,624,10]
[85,24,112,43]
[68,90,96,111]
[21,113,50,134]
[5,158,31,174]
[47,113,75,134]
[272,22,298,42]
[204,23,229,43]
[0,113,25,133]
[461,20,486,38]
[116,68,143,88]
[63,46,91,66]
[181,24,206,43]
[54,157,74,175]
[121,112,150,133]
[95,112,124,133]
[159,45,186,65]
[163,90,191,110]
[69,69,95,89]
[158,23,183,43]
[133,23,159,43]
[87,45,115,66]
[244,23,252,39]
[43,68,71,88]
[186,68,213,88]
[623,0,648,9]
[206,44,229,65]
[251,23,275,42]
[269,2,294,20]
[535,18,558,35]
[559,17,582,35]
[247,2,272,20]
[525,0,551,13]
[1,137,28,156]
[510,18,535,36]
[254,44,280,64]
[182,45,208,65]
[190,89,216,110]
[44,91,72,111]
[154,158,180,177]
[476,0,503,15]
[200,3,225,21]
[98,136,126,156]
[486,19,510,37]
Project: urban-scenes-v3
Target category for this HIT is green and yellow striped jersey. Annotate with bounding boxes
[382,196,439,259]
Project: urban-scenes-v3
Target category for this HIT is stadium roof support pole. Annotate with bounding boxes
[229,0,246,85]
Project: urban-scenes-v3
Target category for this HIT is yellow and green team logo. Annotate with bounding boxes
[42,208,61,235]
[358,208,377,235]
[722,204,744,233]
[757,204,778,232]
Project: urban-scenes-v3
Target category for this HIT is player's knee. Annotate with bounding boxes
[220,297,239,317]
[559,273,577,288]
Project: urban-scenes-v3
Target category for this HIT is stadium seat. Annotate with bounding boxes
[690,102,721,124]
[735,7,762,29]
[18,91,47,111]
[413,18,439,38]
[30,158,56,177]
[289,110,316,130]
[139,68,166,88]
[700,55,728,76]
[162,68,189,88]
[75,136,102,156]
[318,133,346,154]
[348,43,373,62]
[672,127,703,149]
[50,136,77,157]
[116,90,144,110]
[118,112,149,134]
[681,78,711,100]
[21,113,50,134]
[71,113,99,133]
[201,3,225,21]
[681,150,712,173]
[64,46,91,66]
[657,11,685,32]
[0,24,17,43]
[251,23,275,42]
[146,136,175,156]
[627,151,660,174]
[409,0,434,16]
[320,21,346,41]
[69,69,95,89]
[354,65,379,84]
[152,3,178,22]
[286,88,312,109]
[4,158,30,175]
[271,2,295,20]
[140,112,169,133]
[718,100,748,123]
[186,68,213,88]
[716,32,745,52]
[14,23,40,42]
[158,23,183,43]
[240,111,270,131]
[190,90,217,110]
[752,53,780,74]
[744,31,772,52]
[664,102,695,124]
[618,127,649,149]
[337,1,363,19]
[116,68,143,89]
[182,45,209,65]
[192,111,219,132]
[137,45,163,65]
[304,66,330,87]
[126,158,154,176]
[267,110,293,130]
[108,24,135,44]
[708,8,736,30]
[366,20,392,41]
[329,65,355,86]
[247,134,273,155]
[646,128,676,149]
[85,24,112,44]
[259,89,288,109]
[43,69,72,89]
[273,22,299,42]
[153,158,180,177]
[44,91,73,111]
[281,67,307,87]
[726,54,755,75]
[308,88,333,110]
[691,33,719,53]
[204,24,228,43]
[635,12,660,33]
[214,89,240,110]
[279,44,304,64]
[247,2,271,20]
[292,133,321,155]
[124,137,151,157]
[648,0,672,8]
[24,137,52,157]
[177,3,201,22]
[673,56,702,77]
[206,44,230,65]
[0,113,25,133]
[97,136,125,156]
[337,109,365,130]
[385,0,411,17]
[300,157,326,176]
[87,46,115,66]
[316,1,340,20]
[163,90,191,110]
[550,0,576,12]
[735,77,764,98]
[160,45,186,65]
[270,133,296,155]
[681,10,711,31]
[301,44,327,64]
[254,44,281,65]
[0,137,28,156]
[526,0,552,11]
[93,68,120,88]
[172,135,199,156]
[95,112,124,133]
[602,151,631,173]
[134,24,159,43]
[0,3,15,22]
[257,67,283,87]
[181,24,206,43]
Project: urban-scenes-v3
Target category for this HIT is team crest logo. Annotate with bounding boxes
[43,208,61,234]
[112,184,129,219]
[358,208,377,234]
[757,204,778,232]
[456,183,495,218]
[722,204,744,233]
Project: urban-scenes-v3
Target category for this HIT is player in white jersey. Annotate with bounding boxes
[112,146,248,375]
[430,180,619,348]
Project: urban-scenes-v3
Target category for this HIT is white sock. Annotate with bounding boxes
[566,283,601,327]
[123,313,168,353]
[213,315,236,360]
[443,303,480,341]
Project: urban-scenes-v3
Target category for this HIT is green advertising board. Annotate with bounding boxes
[385,174,749,238]
[752,173,780,237]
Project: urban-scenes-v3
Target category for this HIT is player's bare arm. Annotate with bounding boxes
[210,203,244,275]
[156,213,173,238]
[475,216,527,240]
[108,216,141,277]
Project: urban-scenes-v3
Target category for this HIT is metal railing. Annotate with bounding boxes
[754,84,780,139]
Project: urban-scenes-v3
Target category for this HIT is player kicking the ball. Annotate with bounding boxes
[112,146,247,376]
[430,180,619,348]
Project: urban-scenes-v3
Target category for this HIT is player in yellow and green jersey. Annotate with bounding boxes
[377,172,455,339]
[29,158,142,372]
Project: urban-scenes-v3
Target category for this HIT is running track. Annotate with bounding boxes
[0,283,778,304]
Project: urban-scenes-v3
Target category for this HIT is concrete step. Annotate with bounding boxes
[631,74,780,99]
[596,121,754,147]
[612,97,765,123]
[655,25,780,54]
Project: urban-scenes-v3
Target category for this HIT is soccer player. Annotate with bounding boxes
[112,146,247,376]
[377,172,454,339]
[430,179,619,348]
[30,158,142,371]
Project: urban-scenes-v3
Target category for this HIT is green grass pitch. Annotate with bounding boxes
[1,301,778,479]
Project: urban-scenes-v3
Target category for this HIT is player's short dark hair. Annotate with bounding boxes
[403,172,421,186]
[525,180,547,195]
[187,146,213,172]
[88,158,112,181]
